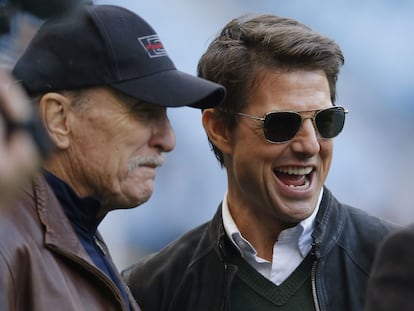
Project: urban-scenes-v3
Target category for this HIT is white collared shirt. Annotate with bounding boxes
[222,189,322,285]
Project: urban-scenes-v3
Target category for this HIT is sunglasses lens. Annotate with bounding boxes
[263,112,302,142]
[315,107,346,138]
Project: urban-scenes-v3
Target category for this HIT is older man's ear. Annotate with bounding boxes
[38,92,72,150]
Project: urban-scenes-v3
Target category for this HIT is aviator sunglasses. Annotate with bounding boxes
[237,106,348,143]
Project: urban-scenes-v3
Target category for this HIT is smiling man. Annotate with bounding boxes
[0,4,225,311]
[123,14,397,311]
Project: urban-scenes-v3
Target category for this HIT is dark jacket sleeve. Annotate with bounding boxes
[0,252,13,310]
[364,224,414,311]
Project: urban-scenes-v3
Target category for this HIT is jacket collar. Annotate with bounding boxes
[205,186,346,261]
[312,186,346,258]
[31,174,95,263]
[206,203,231,263]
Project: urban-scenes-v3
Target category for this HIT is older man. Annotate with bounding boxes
[0,4,224,311]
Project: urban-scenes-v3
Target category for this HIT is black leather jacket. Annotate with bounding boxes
[123,187,398,311]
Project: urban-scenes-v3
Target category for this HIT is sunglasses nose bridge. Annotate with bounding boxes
[298,111,316,126]
[297,115,319,138]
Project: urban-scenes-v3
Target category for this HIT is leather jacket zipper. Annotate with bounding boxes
[311,259,321,311]
[221,263,229,311]
[218,240,239,311]
[94,235,107,256]
[311,241,321,311]
[218,240,229,311]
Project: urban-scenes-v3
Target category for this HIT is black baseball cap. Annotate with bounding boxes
[12,4,226,109]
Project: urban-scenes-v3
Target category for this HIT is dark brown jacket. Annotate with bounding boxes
[0,175,141,311]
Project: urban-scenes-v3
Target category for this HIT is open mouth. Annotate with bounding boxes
[274,166,313,190]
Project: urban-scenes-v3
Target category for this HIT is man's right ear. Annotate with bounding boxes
[202,108,233,155]
[38,93,71,149]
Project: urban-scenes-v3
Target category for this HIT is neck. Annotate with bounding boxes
[228,205,295,261]
[44,154,90,198]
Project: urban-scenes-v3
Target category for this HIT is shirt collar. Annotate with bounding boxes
[222,189,323,259]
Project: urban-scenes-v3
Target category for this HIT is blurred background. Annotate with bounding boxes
[4,0,414,269]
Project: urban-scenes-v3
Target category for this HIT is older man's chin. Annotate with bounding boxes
[125,191,154,209]
[100,188,154,216]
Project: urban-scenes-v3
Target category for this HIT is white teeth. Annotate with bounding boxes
[277,166,313,175]
[288,178,310,189]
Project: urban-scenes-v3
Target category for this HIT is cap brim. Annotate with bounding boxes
[110,69,225,109]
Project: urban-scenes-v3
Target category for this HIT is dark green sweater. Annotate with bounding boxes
[227,245,316,310]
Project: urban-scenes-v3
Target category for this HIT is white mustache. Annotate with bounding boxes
[127,154,165,174]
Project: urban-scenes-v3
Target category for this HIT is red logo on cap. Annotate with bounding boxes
[138,35,167,58]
